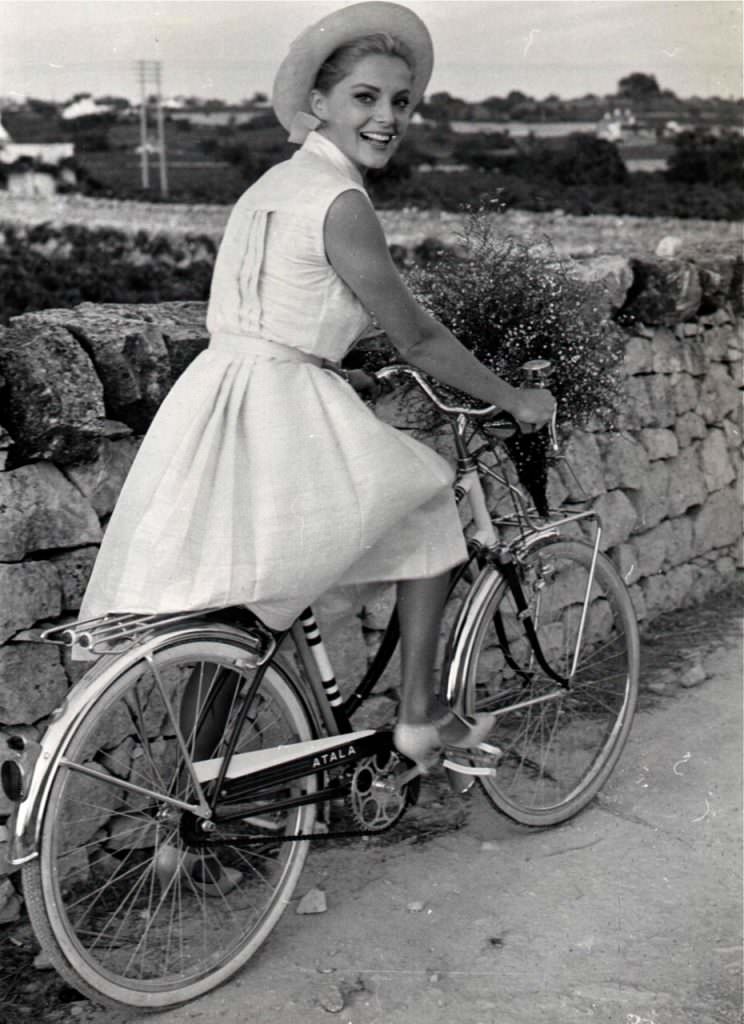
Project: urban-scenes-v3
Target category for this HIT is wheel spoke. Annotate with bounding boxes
[466,540,639,824]
[26,639,317,1007]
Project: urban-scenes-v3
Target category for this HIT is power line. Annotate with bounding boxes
[135,60,168,196]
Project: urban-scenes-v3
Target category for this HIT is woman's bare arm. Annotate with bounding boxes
[324,190,554,425]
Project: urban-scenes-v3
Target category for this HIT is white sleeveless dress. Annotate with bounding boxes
[80,131,467,630]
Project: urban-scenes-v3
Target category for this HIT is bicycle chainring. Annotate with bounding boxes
[346,749,419,832]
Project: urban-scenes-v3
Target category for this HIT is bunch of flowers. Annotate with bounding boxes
[404,202,626,429]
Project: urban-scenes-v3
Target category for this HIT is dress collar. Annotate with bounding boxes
[301,131,364,186]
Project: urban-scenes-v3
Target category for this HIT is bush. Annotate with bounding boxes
[0,223,215,323]
[404,204,626,428]
[666,129,744,187]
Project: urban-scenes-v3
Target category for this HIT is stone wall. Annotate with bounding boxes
[0,256,742,923]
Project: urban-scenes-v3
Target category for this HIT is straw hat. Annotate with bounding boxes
[272,1,434,143]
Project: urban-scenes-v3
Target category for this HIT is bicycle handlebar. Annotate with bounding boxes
[373,363,559,450]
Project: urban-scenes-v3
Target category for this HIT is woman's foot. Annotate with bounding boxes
[393,722,443,771]
[394,710,496,772]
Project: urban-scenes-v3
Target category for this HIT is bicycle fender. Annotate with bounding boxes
[441,529,562,712]
[441,565,506,712]
[6,620,268,866]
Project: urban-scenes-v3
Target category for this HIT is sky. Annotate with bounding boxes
[1,0,742,107]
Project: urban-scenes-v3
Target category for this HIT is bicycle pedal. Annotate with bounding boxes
[442,742,502,778]
[441,757,497,777]
[444,767,476,794]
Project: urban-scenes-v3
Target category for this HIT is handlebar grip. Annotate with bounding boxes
[520,359,558,451]
[521,358,553,387]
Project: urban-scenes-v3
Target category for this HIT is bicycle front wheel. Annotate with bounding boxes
[23,633,317,1009]
[462,538,639,826]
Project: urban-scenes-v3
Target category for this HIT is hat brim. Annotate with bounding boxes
[272,1,433,134]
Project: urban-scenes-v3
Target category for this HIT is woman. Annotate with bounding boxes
[80,1,554,769]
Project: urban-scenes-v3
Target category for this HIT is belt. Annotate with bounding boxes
[209,332,325,368]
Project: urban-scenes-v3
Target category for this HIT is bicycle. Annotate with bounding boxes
[1,359,640,1010]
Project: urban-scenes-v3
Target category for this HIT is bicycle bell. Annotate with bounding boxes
[521,359,553,387]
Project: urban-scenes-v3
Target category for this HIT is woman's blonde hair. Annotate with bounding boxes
[313,32,415,94]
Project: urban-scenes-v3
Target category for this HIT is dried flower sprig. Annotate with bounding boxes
[404,201,625,429]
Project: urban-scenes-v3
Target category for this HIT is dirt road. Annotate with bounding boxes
[5,593,742,1024]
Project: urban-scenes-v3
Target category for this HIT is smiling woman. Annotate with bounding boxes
[307,34,415,170]
[78,1,556,778]
[310,47,413,169]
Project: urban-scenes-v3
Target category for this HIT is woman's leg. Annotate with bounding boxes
[395,573,495,764]
[396,573,451,725]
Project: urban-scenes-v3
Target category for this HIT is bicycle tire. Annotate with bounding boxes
[22,631,317,1009]
[460,538,639,826]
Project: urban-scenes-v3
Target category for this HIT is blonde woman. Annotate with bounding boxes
[80,2,555,770]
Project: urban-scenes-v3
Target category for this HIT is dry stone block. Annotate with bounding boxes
[666,447,706,517]
[0,428,12,472]
[0,642,68,724]
[601,433,649,490]
[0,562,62,643]
[314,587,368,701]
[135,301,210,382]
[651,329,684,373]
[692,485,740,554]
[623,335,653,375]
[50,546,99,611]
[671,373,699,415]
[698,260,736,311]
[690,564,725,601]
[639,428,678,461]
[0,321,105,464]
[696,364,739,424]
[361,584,397,631]
[0,878,21,924]
[679,336,707,376]
[567,255,633,316]
[714,555,737,579]
[21,305,173,434]
[646,376,674,427]
[629,461,670,532]
[0,828,12,876]
[642,573,672,618]
[611,543,640,586]
[546,466,568,510]
[559,431,606,500]
[592,489,637,550]
[664,564,697,609]
[0,727,39,815]
[675,411,706,448]
[619,377,654,429]
[63,437,140,517]
[0,462,101,561]
[633,523,670,579]
[701,324,730,362]
[664,517,695,568]
[700,429,735,493]
[624,260,702,326]
[627,583,647,622]
[721,417,742,453]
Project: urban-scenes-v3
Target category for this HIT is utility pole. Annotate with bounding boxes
[135,60,168,196]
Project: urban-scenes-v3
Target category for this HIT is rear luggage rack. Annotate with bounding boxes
[40,609,276,661]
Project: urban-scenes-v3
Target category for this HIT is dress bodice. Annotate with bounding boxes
[206,132,374,362]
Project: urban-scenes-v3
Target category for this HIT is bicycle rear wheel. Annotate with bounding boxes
[23,632,317,1009]
[461,538,639,826]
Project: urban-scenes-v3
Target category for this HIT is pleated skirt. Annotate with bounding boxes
[80,345,467,630]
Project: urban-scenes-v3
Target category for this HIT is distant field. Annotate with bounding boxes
[2,193,742,261]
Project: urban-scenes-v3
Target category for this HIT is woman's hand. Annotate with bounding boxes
[510,387,556,432]
[347,369,383,401]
